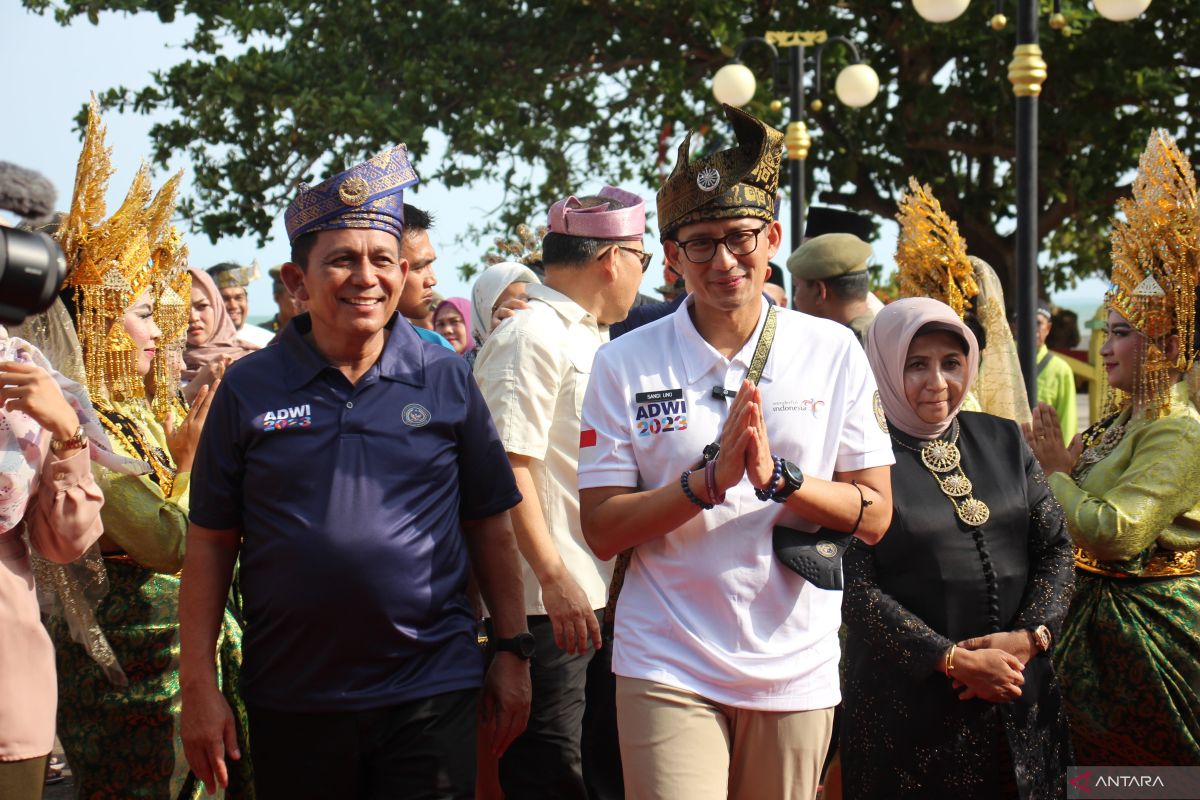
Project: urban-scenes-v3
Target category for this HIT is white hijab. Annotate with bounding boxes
[471,261,540,343]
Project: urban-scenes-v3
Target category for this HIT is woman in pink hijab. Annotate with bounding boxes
[183,267,258,402]
[434,297,478,362]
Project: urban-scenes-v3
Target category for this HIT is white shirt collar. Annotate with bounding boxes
[671,295,774,387]
[526,283,596,328]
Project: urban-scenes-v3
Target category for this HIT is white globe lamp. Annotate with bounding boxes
[712,63,757,107]
[1093,0,1151,21]
[913,0,971,22]
[835,63,881,108]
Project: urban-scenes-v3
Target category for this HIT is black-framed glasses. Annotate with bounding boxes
[674,224,768,263]
[615,245,653,273]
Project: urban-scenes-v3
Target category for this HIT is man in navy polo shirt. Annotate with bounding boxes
[178,144,532,800]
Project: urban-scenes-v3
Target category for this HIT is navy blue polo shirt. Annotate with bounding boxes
[190,313,521,712]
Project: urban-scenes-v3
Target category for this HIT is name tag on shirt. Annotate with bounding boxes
[634,388,687,437]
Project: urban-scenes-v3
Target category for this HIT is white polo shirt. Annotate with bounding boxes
[237,323,275,348]
[578,296,893,711]
[475,284,614,615]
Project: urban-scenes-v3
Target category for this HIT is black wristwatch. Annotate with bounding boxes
[772,459,805,502]
[494,632,536,660]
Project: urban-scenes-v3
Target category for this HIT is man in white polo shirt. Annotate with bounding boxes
[578,105,895,800]
[474,186,646,798]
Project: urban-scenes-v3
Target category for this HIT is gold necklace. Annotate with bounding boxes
[892,419,990,527]
[1072,412,1126,482]
[97,403,176,495]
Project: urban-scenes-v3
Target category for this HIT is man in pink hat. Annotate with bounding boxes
[474,186,647,799]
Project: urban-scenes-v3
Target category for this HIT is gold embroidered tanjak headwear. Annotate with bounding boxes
[208,260,259,290]
[59,99,186,410]
[895,177,979,319]
[1107,129,1200,418]
[656,105,784,240]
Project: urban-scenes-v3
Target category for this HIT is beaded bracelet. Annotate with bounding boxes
[755,456,784,501]
[680,469,713,510]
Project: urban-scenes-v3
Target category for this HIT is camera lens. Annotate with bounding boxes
[0,228,66,325]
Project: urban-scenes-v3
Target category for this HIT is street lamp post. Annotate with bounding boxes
[915,0,1152,406]
[712,31,879,248]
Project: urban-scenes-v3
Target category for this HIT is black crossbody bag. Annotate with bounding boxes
[771,526,855,591]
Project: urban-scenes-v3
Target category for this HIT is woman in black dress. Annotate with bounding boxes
[841,297,1074,799]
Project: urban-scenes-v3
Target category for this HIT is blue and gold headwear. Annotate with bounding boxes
[285,144,419,243]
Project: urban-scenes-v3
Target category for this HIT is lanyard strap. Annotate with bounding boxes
[711,305,778,400]
[746,305,777,386]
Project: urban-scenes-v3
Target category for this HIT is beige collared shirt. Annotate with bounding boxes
[474,283,614,614]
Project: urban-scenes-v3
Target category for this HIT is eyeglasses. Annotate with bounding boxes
[673,224,768,263]
[615,245,653,273]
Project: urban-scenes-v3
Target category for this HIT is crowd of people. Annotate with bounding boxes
[1,96,1198,800]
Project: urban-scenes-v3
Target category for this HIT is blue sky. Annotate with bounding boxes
[3,5,1107,328]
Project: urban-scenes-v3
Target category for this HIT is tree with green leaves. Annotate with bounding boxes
[25,0,1198,291]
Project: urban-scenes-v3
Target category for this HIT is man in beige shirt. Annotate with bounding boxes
[474,185,647,799]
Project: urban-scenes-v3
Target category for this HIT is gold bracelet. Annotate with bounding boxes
[945,644,957,674]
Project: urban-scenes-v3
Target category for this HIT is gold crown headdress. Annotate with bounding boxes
[59,98,186,411]
[1106,129,1200,418]
[895,177,979,319]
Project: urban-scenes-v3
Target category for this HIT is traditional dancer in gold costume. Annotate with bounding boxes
[1026,129,1200,765]
[47,100,254,798]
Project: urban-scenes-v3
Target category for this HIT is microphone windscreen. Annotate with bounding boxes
[0,161,57,220]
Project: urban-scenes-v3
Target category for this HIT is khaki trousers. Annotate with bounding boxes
[0,755,47,800]
[616,677,834,800]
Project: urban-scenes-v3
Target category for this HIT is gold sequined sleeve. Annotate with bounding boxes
[1047,416,1200,562]
[844,540,955,678]
[96,469,190,574]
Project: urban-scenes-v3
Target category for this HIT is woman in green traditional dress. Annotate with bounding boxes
[46,100,254,799]
[1026,129,1200,766]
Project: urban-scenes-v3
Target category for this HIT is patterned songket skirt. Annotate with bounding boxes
[1055,571,1200,765]
[48,559,254,798]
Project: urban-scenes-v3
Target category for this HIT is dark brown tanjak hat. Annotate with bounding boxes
[656,104,785,241]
